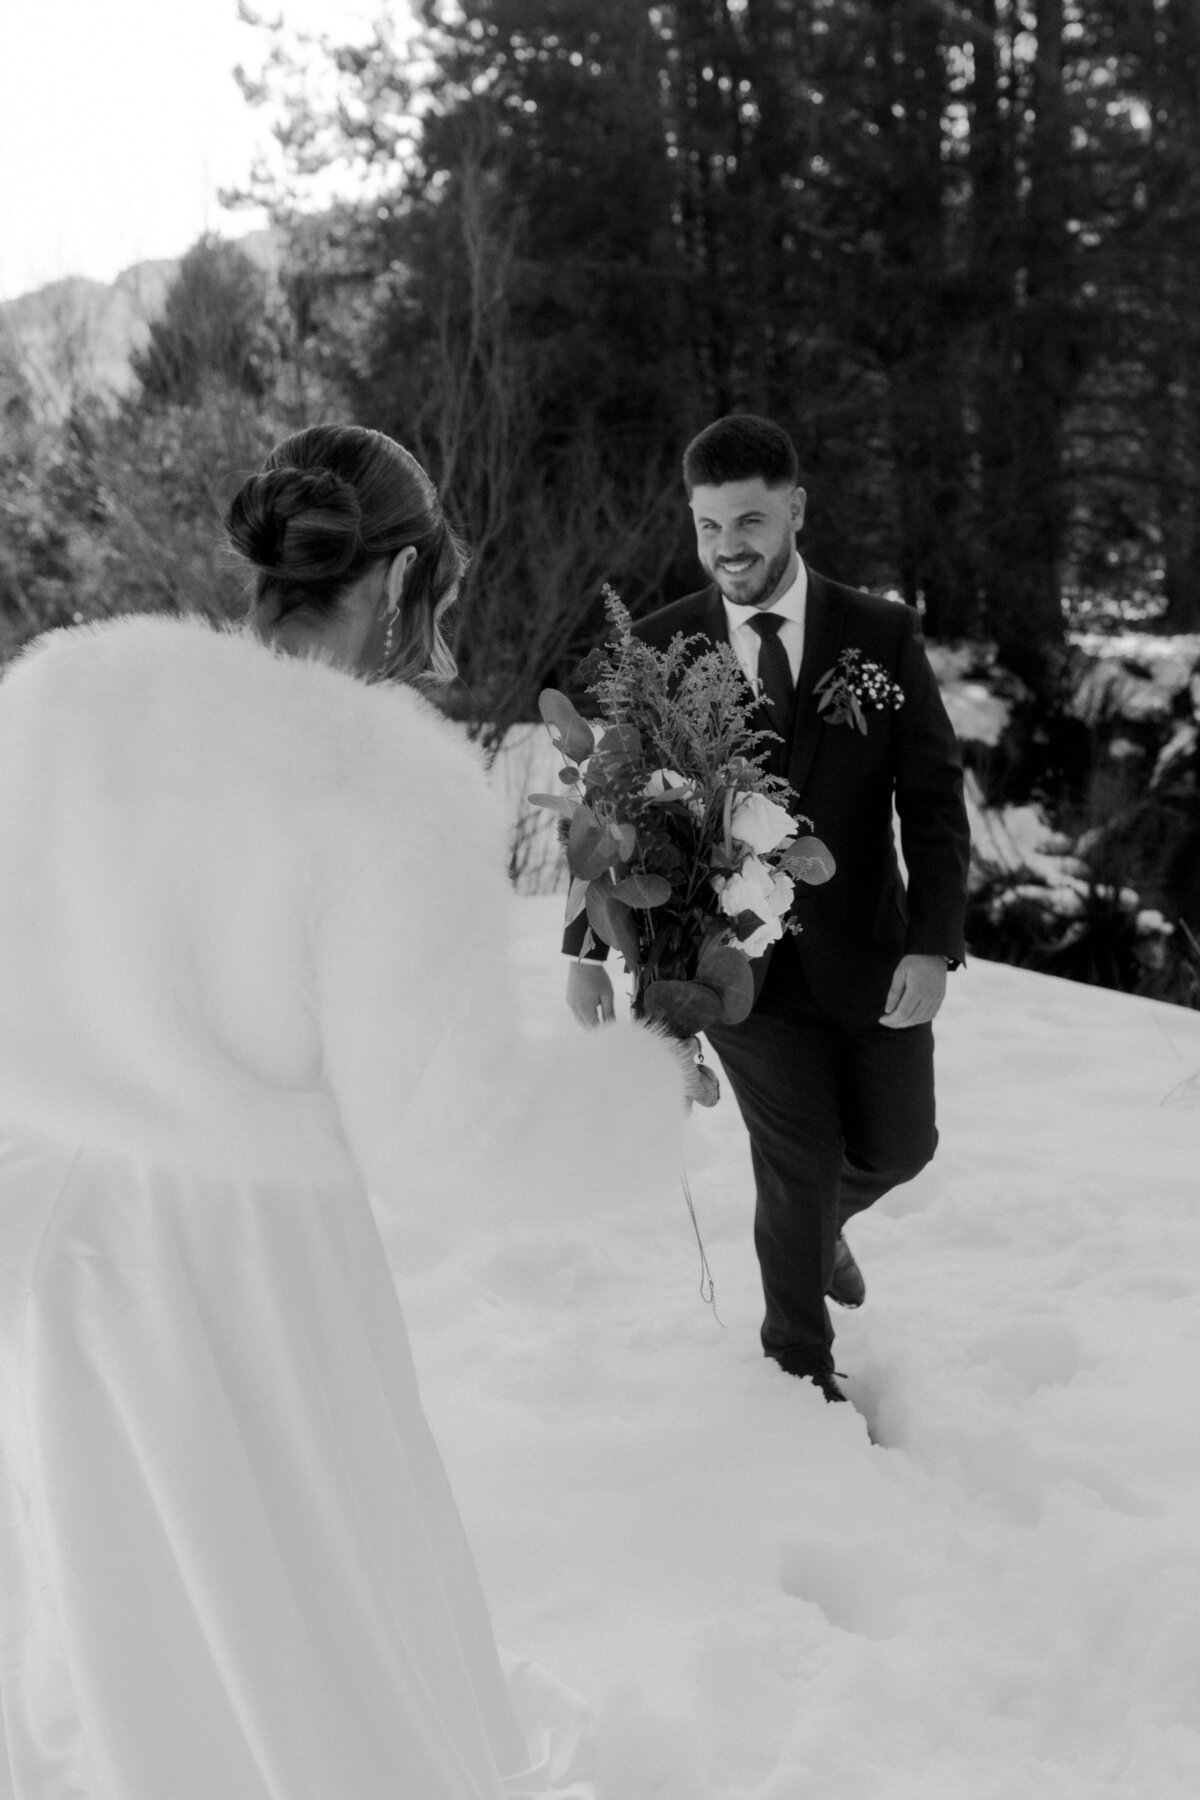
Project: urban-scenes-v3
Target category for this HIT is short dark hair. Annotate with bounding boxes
[682,414,800,495]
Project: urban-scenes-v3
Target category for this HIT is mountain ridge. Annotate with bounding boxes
[0,231,280,420]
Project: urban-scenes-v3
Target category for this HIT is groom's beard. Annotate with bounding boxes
[708,538,794,609]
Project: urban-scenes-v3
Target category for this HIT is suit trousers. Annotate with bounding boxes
[704,938,937,1376]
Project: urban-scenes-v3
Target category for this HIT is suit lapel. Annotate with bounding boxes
[699,584,728,645]
[787,570,845,799]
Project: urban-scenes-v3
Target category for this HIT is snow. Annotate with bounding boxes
[925,644,1015,748]
[403,898,1200,1799]
[1070,634,1200,723]
[962,772,1078,879]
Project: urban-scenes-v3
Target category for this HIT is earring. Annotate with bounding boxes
[382,548,413,669]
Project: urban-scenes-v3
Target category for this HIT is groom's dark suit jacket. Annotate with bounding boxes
[565,567,970,1027]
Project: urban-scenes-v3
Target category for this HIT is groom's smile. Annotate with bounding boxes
[689,476,807,610]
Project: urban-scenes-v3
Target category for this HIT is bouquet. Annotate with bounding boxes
[531,593,835,1086]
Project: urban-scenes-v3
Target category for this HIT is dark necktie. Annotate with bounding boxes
[748,612,794,776]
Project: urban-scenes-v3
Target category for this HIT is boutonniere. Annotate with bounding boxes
[813,648,905,734]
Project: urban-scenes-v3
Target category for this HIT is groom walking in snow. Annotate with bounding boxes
[564,414,970,1402]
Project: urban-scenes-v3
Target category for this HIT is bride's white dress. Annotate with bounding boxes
[0,619,684,1800]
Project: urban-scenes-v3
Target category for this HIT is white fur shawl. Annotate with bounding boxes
[0,616,685,1216]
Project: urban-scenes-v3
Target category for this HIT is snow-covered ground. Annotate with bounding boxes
[401,897,1200,1800]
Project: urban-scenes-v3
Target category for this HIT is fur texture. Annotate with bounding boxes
[0,615,685,1212]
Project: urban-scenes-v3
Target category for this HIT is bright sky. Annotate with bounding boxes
[0,0,402,301]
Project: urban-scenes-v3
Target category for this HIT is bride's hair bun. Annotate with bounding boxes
[225,424,469,682]
[226,467,365,585]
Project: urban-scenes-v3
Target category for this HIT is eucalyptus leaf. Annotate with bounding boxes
[528,792,575,818]
[642,979,724,1034]
[695,940,755,1024]
[607,893,641,969]
[596,723,642,763]
[585,882,641,968]
[611,870,674,909]
[538,688,596,764]
[564,875,590,925]
[732,909,766,942]
[779,835,836,885]
[567,805,620,880]
[692,1064,721,1108]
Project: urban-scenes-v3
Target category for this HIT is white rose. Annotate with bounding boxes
[766,868,795,918]
[644,768,693,800]
[716,856,771,920]
[644,767,705,820]
[729,791,796,855]
[738,916,785,958]
[715,856,795,923]
[715,859,795,959]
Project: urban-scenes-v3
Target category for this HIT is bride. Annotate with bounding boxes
[0,425,692,1799]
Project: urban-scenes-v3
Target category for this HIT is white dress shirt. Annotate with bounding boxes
[721,558,808,692]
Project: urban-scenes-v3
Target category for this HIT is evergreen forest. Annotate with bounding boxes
[2,0,1199,1002]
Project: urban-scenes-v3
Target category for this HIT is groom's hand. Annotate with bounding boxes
[566,960,616,1028]
[881,953,947,1028]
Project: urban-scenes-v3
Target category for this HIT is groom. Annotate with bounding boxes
[564,415,970,1402]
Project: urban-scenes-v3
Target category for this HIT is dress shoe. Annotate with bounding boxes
[807,1370,848,1403]
[827,1234,865,1308]
[769,1354,849,1403]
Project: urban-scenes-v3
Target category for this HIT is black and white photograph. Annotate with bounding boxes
[1,4,1198,1797]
